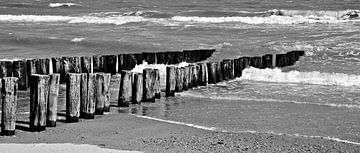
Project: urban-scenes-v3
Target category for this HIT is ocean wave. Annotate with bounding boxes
[178,92,360,110]
[48,3,81,8]
[70,37,85,43]
[240,67,360,87]
[132,114,360,145]
[0,14,148,25]
[267,9,360,20]
[171,15,358,24]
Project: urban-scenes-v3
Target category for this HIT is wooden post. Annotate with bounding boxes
[111,74,122,103]
[103,73,111,112]
[117,54,124,72]
[0,61,13,78]
[216,61,223,83]
[104,55,117,74]
[80,56,92,73]
[276,54,285,67]
[175,67,183,92]
[250,56,262,69]
[207,62,217,84]
[142,52,156,64]
[30,74,50,132]
[1,77,18,136]
[36,58,50,74]
[93,55,104,72]
[242,57,250,69]
[47,74,59,127]
[80,73,95,119]
[132,73,143,104]
[66,73,81,123]
[221,60,230,81]
[27,59,36,79]
[154,69,161,99]
[197,63,208,86]
[122,54,138,70]
[166,66,176,97]
[13,60,27,90]
[69,57,81,73]
[262,54,273,69]
[182,66,189,90]
[118,71,133,107]
[142,68,156,102]
[234,58,244,77]
[95,73,105,115]
[191,65,198,87]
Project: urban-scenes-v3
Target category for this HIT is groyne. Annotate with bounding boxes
[0,49,304,136]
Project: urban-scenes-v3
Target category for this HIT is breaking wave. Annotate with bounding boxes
[240,67,360,87]
[48,3,81,8]
[0,14,148,25]
[267,9,360,20]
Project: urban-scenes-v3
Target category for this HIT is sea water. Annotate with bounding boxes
[1,0,360,145]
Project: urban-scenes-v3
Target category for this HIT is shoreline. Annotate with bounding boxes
[1,113,359,153]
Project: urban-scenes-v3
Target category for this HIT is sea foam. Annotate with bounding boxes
[48,3,81,8]
[240,67,360,87]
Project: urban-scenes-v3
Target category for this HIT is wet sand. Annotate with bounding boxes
[0,113,359,153]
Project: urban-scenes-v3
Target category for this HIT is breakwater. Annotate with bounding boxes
[0,49,304,135]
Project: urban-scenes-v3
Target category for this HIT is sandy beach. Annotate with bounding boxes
[0,113,359,153]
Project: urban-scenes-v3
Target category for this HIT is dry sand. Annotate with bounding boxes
[0,113,359,153]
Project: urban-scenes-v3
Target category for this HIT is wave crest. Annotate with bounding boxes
[267,9,360,20]
[240,67,360,87]
[48,3,81,8]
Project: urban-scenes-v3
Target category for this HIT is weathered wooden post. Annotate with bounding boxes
[118,71,132,107]
[221,60,230,81]
[132,73,143,104]
[175,67,183,92]
[276,54,285,67]
[166,66,176,97]
[207,62,217,84]
[13,60,27,90]
[250,56,262,69]
[182,66,189,90]
[191,65,198,87]
[66,73,81,123]
[104,55,117,74]
[93,55,104,73]
[142,52,157,64]
[262,54,273,69]
[36,58,50,74]
[80,73,96,119]
[234,58,244,77]
[69,57,81,73]
[52,57,63,84]
[103,73,111,112]
[0,61,13,78]
[242,57,250,69]
[80,56,92,73]
[95,73,105,115]
[30,74,50,132]
[216,61,223,83]
[142,68,156,102]
[1,77,18,136]
[111,74,122,102]
[228,59,235,80]
[47,73,60,127]
[197,63,208,86]
[154,69,161,99]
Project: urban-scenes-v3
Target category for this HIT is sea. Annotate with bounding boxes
[1,0,360,145]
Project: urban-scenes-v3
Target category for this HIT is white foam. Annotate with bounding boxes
[48,3,80,8]
[178,92,360,109]
[240,67,360,87]
[131,61,190,88]
[70,37,85,43]
[269,9,360,20]
[0,14,148,25]
[0,143,142,153]
[171,15,357,24]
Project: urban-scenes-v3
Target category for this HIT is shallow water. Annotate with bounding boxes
[1,0,360,145]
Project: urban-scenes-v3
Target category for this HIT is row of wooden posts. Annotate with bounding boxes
[1,50,304,136]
